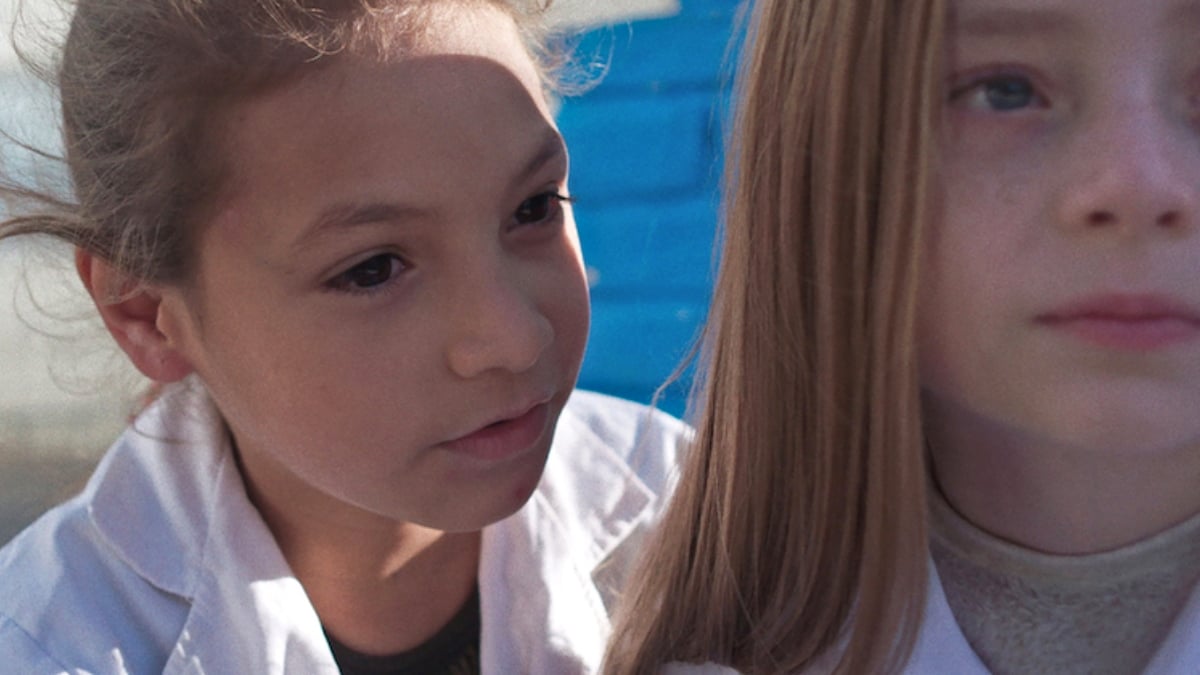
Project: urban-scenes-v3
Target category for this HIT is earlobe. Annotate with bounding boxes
[75,249,195,383]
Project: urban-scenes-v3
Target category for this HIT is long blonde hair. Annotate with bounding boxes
[605,0,945,672]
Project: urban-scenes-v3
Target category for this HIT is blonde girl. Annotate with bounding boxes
[606,0,1200,673]
[0,1,688,672]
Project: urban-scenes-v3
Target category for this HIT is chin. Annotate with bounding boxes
[1041,387,1200,452]
[1033,414,1199,458]
[440,461,548,533]
[434,496,533,534]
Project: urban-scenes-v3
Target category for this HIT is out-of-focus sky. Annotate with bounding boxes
[0,0,681,71]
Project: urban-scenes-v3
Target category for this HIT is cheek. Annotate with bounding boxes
[916,222,1022,409]
[916,212,985,392]
[180,298,350,432]
[555,265,591,361]
[916,277,957,392]
[544,244,591,368]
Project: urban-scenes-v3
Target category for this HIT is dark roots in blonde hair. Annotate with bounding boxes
[605,0,946,673]
[0,0,558,286]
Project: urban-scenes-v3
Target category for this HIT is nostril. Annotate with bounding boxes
[1086,211,1117,227]
[1157,211,1182,228]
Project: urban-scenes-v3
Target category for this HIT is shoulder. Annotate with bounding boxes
[0,387,217,672]
[0,613,71,672]
[0,484,181,673]
[0,487,101,615]
[556,390,692,494]
[0,495,93,672]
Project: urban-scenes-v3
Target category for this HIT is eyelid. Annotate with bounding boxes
[324,250,409,297]
[948,62,1032,90]
[511,189,574,228]
[543,191,575,215]
[947,65,1049,109]
[548,192,575,207]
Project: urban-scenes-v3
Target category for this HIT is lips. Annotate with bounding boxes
[1036,293,1200,350]
[440,399,553,462]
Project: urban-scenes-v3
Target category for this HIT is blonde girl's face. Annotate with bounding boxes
[921,0,1200,456]
[155,4,590,532]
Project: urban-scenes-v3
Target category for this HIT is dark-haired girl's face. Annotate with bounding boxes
[153,5,590,534]
[922,0,1200,459]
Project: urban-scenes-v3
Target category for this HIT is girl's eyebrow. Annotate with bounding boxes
[955,1,1200,38]
[295,201,434,252]
[291,130,567,253]
[1168,0,1200,27]
[952,6,1078,39]
[508,129,568,195]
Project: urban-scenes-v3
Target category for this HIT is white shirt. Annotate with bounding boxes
[0,383,689,674]
[666,562,1200,674]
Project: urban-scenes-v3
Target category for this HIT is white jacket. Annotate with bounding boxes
[666,562,1200,674]
[0,384,689,674]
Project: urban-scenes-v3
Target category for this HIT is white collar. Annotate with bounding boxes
[87,383,668,674]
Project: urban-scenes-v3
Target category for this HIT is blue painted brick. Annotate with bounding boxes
[680,0,747,14]
[558,0,742,412]
[578,298,707,415]
[570,17,737,95]
[577,197,720,294]
[560,91,723,202]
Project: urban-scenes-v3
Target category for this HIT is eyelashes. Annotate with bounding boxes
[949,72,1047,113]
[514,191,573,227]
[327,252,407,295]
[324,190,575,298]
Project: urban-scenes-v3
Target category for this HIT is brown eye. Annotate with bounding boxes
[515,192,570,225]
[329,254,405,293]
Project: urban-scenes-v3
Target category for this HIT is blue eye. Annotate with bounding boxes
[515,192,571,226]
[954,74,1042,112]
[328,253,405,294]
[983,76,1035,110]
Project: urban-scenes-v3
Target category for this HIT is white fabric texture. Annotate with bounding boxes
[0,381,689,674]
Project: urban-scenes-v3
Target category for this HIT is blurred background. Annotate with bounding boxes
[0,0,743,543]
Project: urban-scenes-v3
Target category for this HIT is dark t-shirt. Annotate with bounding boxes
[324,585,481,675]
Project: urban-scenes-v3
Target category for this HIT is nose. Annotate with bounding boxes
[444,265,554,379]
[1058,107,1198,233]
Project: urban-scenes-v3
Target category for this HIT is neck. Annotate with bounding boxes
[925,400,1200,555]
[251,484,481,656]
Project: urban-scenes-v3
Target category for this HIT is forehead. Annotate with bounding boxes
[349,2,542,88]
[194,0,560,258]
[213,2,553,196]
[950,0,1200,35]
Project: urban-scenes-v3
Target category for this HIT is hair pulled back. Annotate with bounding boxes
[0,0,552,286]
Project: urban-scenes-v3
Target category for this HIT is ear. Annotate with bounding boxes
[76,248,195,383]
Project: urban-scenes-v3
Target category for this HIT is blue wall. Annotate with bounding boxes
[558,0,743,417]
